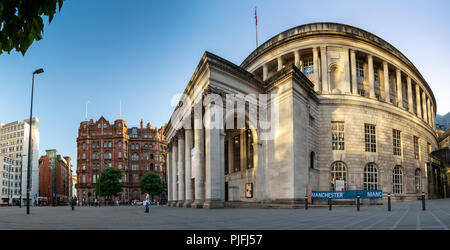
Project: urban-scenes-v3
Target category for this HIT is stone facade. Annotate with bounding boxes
[75,117,167,204]
[164,23,439,208]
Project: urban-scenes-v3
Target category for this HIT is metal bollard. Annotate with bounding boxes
[356,194,360,211]
[328,195,332,211]
[305,195,308,210]
[388,193,391,212]
[422,192,426,211]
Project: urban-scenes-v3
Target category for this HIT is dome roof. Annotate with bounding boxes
[240,22,435,106]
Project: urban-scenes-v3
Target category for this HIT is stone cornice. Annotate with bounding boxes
[264,65,318,102]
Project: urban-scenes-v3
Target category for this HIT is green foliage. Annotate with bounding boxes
[140,172,163,197]
[0,0,64,55]
[96,168,123,199]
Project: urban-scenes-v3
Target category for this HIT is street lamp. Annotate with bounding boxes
[26,68,44,215]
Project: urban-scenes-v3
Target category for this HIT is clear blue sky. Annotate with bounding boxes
[1,0,449,170]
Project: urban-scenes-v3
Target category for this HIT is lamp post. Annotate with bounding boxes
[26,68,44,214]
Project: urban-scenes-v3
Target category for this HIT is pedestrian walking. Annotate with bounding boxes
[71,197,75,211]
[145,193,150,213]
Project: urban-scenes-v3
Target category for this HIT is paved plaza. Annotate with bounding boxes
[0,199,449,230]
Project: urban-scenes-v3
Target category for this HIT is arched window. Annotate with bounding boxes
[118,141,122,148]
[330,162,347,191]
[118,152,122,158]
[310,152,315,169]
[132,153,139,161]
[136,144,140,150]
[415,169,422,193]
[393,166,403,194]
[131,144,135,150]
[150,163,154,170]
[364,163,378,190]
[150,154,154,160]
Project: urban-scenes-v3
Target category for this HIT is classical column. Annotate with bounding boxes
[167,148,172,204]
[177,132,185,206]
[383,61,390,103]
[396,69,403,108]
[368,54,375,98]
[431,104,435,129]
[351,50,358,95]
[171,139,178,206]
[203,105,225,209]
[407,77,413,113]
[191,115,205,208]
[294,50,300,69]
[277,57,283,71]
[320,46,329,93]
[415,84,422,118]
[184,129,194,207]
[313,47,320,92]
[422,91,428,123]
[427,97,431,126]
[343,48,351,94]
[263,64,268,81]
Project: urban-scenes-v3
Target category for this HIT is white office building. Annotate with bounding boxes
[0,118,40,205]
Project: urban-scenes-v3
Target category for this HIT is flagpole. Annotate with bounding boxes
[255,7,258,48]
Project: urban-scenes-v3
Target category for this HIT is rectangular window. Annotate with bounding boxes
[356,60,364,77]
[233,135,241,172]
[302,57,314,75]
[414,136,420,160]
[365,124,376,152]
[246,130,254,169]
[331,122,345,150]
[374,70,379,83]
[393,129,402,156]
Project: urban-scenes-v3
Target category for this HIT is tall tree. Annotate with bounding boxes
[0,0,64,55]
[96,167,123,203]
[140,172,163,201]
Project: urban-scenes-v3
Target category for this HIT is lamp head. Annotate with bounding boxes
[33,68,44,74]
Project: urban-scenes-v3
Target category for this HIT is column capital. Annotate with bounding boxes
[176,129,185,139]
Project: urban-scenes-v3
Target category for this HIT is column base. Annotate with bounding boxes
[167,201,174,207]
[176,201,184,207]
[183,200,193,208]
[191,200,204,208]
[203,199,225,209]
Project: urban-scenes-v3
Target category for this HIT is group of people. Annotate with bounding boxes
[68,193,164,211]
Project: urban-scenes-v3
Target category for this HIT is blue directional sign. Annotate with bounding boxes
[311,190,383,199]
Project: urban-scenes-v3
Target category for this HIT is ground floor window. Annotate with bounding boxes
[415,169,422,193]
[330,161,347,191]
[364,163,378,190]
[393,166,403,194]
